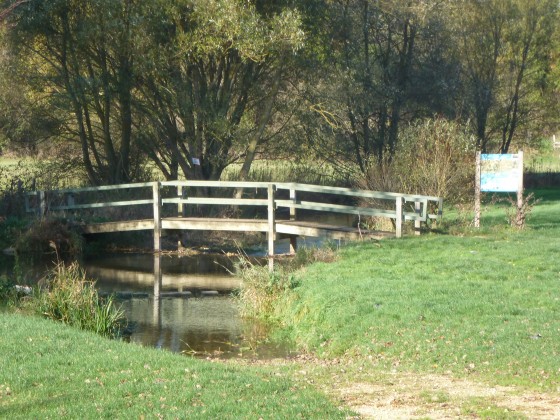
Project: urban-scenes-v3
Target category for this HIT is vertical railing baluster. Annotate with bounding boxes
[395,196,403,238]
[289,188,297,220]
[289,187,297,254]
[414,201,421,236]
[177,185,185,217]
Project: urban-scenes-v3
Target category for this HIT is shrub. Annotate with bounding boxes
[32,262,125,338]
[494,191,540,230]
[360,117,476,203]
[0,275,16,305]
[0,216,28,249]
[15,218,83,257]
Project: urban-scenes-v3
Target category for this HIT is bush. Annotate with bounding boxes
[360,117,476,203]
[0,216,28,250]
[0,275,16,305]
[15,218,83,257]
[32,262,125,338]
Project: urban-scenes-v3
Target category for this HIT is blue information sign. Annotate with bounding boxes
[480,154,522,192]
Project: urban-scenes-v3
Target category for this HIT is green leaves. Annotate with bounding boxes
[175,0,304,62]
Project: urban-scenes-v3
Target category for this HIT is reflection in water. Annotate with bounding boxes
[122,295,244,355]
[82,253,292,359]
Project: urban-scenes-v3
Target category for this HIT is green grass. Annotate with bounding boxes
[525,149,560,172]
[0,313,347,419]
[272,188,560,391]
[221,159,351,186]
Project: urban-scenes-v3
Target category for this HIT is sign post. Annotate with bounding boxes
[475,151,523,228]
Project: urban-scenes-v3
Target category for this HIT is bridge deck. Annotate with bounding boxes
[81,217,394,241]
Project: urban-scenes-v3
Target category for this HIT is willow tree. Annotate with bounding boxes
[5,0,142,184]
[4,0,303,185]
[135,0,304,181]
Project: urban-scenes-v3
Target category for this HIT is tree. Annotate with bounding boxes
[4,0,304,185]
[454,0,558,153]
[5,0,155,184]
[297,0,459,177]
[135,0,304,182]
[0,23,60,156]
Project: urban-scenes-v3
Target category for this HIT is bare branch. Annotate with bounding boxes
[0,0,28,22]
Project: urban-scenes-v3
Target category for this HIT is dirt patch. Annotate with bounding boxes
[227,356,560,419]
[336,373,560,419]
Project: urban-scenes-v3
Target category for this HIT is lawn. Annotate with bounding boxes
[0,313,347,419]
[273,189,560,391]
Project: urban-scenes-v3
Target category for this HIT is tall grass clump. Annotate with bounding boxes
[32,262,125,338]
[235,261,295,320]
[235,246,338,320]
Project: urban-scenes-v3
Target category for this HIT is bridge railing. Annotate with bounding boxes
[26,181,443,242]
[160,181,442,235]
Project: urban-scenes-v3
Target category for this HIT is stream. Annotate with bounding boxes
[3,252,293,359]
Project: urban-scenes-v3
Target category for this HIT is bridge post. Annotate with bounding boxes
[177,185,186,217]
[414,201,421,236]
[38,190,46,218]
[67,193,75,213]
[153,182,162,251]
[177,185,187,249]
[289,188,298,254]
[395,196,403,238]
[267,184,276,271]
[289,188,297,220]
[153,253,162,327]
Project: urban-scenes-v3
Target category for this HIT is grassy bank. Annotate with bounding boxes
[270,189,560,391]
[0,313,346,419]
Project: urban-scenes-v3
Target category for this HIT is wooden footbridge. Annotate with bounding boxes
[27,181,443,268]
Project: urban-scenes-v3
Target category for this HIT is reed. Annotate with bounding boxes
[32,262,125,338]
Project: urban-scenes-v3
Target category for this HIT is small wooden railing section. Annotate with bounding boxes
[26,181,443,267]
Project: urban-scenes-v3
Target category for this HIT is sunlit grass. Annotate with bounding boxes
[0,313,347,418]
[525,148,560,172]
[272,189,560,391]
[222,159,351,186]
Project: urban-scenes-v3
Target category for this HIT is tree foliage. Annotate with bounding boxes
[135,0,304,181]
[454,0,558,153]
[1,0,559,188]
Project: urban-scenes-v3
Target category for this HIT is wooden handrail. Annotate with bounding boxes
[25,181,443,244]
[26,181,443,220]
